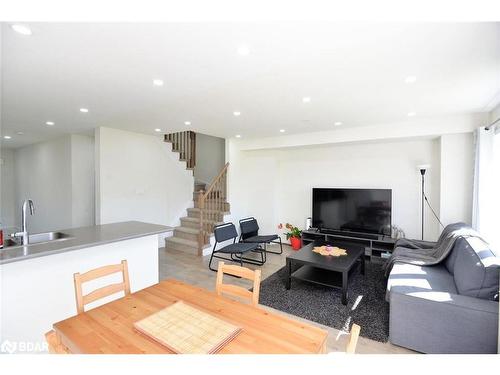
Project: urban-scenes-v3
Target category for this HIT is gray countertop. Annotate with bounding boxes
[0,221,173,265]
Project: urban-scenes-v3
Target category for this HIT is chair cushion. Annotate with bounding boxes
[216,242,259,254]
[453,236,500,300]
[243,234,279,243]
[386,263,457,302]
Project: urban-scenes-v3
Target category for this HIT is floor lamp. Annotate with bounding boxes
[417,164,430,240]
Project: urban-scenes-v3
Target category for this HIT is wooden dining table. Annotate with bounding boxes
[52,279,328,354]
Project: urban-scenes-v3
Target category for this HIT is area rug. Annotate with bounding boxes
[258,262,390,342]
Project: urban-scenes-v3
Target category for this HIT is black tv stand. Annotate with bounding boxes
[319,229,379,240]
[302,229,396,262]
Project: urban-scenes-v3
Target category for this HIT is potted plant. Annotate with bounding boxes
[278,223,302,250]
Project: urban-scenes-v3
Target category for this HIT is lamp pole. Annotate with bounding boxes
[420,168,426,240]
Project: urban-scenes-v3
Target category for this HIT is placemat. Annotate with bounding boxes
[134,301,242,354]
[312,245,348,256]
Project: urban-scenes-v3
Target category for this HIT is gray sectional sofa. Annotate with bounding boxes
[386,224,500,354]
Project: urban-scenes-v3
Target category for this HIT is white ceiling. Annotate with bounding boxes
[1,22,499,148]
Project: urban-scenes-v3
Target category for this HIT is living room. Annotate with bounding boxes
[0,1,499,373]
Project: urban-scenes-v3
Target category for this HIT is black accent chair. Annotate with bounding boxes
[208,222,264,272]
[239,217,283,255]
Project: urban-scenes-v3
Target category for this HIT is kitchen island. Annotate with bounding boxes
[0,221,172,353]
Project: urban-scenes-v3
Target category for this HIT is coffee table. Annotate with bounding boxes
[285,240,365,305]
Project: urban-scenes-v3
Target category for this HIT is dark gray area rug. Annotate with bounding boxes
[258,262,390,342]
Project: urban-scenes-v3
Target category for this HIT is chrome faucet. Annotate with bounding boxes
[11,199,35,245]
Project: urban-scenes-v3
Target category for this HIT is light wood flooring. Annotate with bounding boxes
[159,244,415,354]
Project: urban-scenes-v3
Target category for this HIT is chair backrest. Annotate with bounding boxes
[73,260,131,314]
[215,262,262,306]
[345,324,361,354]
[239,217,260,240]
[214,222,238,243]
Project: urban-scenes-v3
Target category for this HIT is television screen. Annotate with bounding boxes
[312,188,392,235]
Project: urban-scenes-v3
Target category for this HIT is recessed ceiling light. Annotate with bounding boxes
[302,97,311,103]
[11,24,32,36]
[46,121,55,126]
[153,79,164,86]
[405,76,417,84]
[279,129,286,133]
[235,135,242,138]
[237,45,250,56]
[154,128,162,132]
[3,136,12,139]
[79,108,89,113]
[334,122,342,126]
[233,111,241,117]
[184,121,191,126]
[16,132,24,135]
[407,112,416,117]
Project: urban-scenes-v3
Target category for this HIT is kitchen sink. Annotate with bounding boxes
[28,231,73,244]
[1,231,73,249]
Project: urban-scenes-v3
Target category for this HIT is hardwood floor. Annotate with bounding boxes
[159,244,415,354]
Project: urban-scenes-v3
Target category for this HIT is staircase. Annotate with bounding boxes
[164,131,196,170]
[164,130,230,256]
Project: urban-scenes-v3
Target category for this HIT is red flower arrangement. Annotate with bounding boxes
[278,223,302,250]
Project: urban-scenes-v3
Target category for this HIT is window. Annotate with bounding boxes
[473,126,500,255]
[491,130,500,255]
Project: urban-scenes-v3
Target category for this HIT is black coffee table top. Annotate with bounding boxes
[287,240,365,272]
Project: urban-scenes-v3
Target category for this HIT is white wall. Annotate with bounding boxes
[71,135,95,228]
[194,133,225,185]
[237,113,483,152]
[227,114,482,242]
[0,149,16,229]
[3,135,95,233]
[439,133,474,226]
[489,103,500,124]
[95,127,193,244]
[228,137,442,241]
[14,136,73,233]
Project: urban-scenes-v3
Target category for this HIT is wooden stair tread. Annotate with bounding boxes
[194,199,228,203]
[174,226,201,234]
[187,207,230,214]
[175,226,215,238]
[180,216,221,223]
[180,216,201,222]
[165,236,211,249]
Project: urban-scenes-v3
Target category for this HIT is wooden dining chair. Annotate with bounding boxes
[345,324,361,354]
[45,330,70,354]
[73,259,131,314]
[215,262,262,306]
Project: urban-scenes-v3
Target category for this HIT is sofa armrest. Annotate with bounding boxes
[394,238,436,249]
[389,290,499,353]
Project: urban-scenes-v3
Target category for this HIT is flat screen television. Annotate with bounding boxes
[312,188,392,235]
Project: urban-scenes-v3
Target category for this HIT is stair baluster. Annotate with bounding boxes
[164,130,196,171]
[197,163,229,254]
